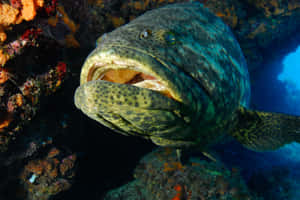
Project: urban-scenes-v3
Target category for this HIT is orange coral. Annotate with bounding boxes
[171,184,192,200]
[163,161,185,172]
[24,150,60,177]
[93,0,105,8]
[20,0,36,21]
[0,67,10,84]
[0,118,12,131]
[110,15,125,28]
[49,168,58,178]
[0,50,10,67]
[35,0,44,7]
[215,6,238,28]
[7,93,24,112]
[0,0,44,42]
[25,160,44,175]
[47,147,60,158]
[20,149,76,199]
[15,93,24,107]
[128,0,151,10]
[20,0,44,21]
[0,4,19,42]
[59,156,75,176]
[0,4,19,26]
[0,30,6,42]
[132,2,144,10]
[249,0,284,17]
[126,0,177,11]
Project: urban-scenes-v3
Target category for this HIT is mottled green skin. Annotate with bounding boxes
[74,3,251,148]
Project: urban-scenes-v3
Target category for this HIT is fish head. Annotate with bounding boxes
[74,23,202,141]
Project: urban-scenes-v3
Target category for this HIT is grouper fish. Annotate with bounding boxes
[74,3,300,152]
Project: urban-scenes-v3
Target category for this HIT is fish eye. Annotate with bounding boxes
[140,29,152,39]
[164,31,176,45]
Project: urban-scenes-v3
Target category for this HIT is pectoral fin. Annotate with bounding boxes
[231,107,300,151]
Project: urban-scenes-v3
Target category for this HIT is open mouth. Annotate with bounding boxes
[87,66,175,100]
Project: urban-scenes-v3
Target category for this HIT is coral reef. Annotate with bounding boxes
[104,148,259,200]
[0,28,42,66]
[0,62,67,152]
[196,0,300,71]
[0,1,78,198]
[0,0,299,199]
[0,0,79,152]
[0,0,45,43]
[73,0,300,72]
[19,147,77,200]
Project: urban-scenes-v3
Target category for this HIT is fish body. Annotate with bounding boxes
[75,3,300,151]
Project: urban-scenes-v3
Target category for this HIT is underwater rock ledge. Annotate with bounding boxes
[73,0,300,72]
[104,148,260,200]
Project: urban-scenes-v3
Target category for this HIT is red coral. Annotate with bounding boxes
[10,0,22,9]
[45,0,58,15]
[20,28,42,40]
[56,61,67,78]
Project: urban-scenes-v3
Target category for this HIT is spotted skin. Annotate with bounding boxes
[75,3,300,150]
[75,80,189,138]
[232,107,300,151]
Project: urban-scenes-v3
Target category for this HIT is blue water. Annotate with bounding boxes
[278,46,300,91]
[276,45,300,166]
[215,45,300,199]
[277,46,300,116]
[275,47,300,200]
[250,45,300,159]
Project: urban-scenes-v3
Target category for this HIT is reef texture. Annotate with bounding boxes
[104,148,259,200]
[0,0,78,152]
[71,0,300,72]
[0,1,78,199]
[19,147,76,200]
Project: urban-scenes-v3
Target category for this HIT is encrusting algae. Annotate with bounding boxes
[104,148,257,200]
[0,0,44,43]
[20,147,77,200]
[0,0,75,152]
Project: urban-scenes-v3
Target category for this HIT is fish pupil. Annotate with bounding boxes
[140,29,152,39]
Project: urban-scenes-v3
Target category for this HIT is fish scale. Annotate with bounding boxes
[75,3,300,151]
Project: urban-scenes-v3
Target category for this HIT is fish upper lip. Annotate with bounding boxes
[79,45,181,102]
[80,45,159,84]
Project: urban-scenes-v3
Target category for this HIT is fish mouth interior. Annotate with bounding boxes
[87,66,175,99]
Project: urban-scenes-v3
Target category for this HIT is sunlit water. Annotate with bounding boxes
[275,45,300,161]
[220,44,300,199]
[278,46,300,117]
